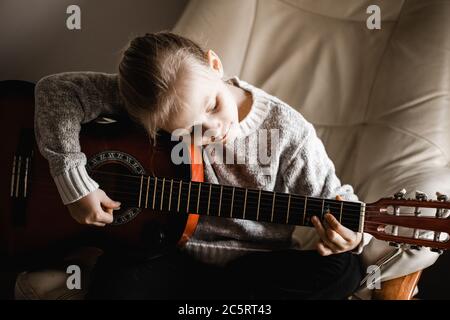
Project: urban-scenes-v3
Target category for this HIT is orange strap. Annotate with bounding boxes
[177,144,203,246]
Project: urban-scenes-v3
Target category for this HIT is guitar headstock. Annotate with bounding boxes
[365,189,450,252]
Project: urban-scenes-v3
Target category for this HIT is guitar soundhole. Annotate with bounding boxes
[86,151,146,226]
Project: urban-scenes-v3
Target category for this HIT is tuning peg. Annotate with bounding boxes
[431,248,444,255]
[436,192,449,202]
[389,242,400,248]
[394,189,407,199]
[415,190,428,201]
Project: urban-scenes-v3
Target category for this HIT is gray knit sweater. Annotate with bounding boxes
[34,72,362,265]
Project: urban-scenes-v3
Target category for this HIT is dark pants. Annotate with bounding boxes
[86,248,363,300]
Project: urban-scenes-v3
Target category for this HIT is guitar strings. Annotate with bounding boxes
[89,170,372,210]
[26,175,417,225]
[29,173,368,213]
[21,190,435,234]
[14,187,427,233]
[27,170,430,222]
[86,180,368,223]
[24,185,362,231]
[26,175,420,225]
[30,167,446,210]
[91,170,424,212]
[18,182,441,238]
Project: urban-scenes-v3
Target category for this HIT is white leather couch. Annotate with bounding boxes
[173,0,450,299]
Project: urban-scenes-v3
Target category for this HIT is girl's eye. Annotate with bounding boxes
[207,105,217,113]
[208,97,219,113]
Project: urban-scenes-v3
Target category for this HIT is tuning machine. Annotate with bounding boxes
[436,192,448,202]
[389,242,400,248]
[390,189,406,239]
[411,191,429,243]
[415,190,428,201]
[432,192,449,246]
[394,188,407,200]
[431,248,444,255]
[435,192,448,219]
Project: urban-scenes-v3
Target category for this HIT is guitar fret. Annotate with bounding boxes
[125,174,365,233]
[286,194,291,224]
[197,182,202,213]
[145,176,150,208]
[168,179,173,211]
[110,173,366,233]
[15,156,21,197]
[271,192,276,222]
[10,155,16,197]
[160,178,165,210]
[24,158,29,197]
[303,196,308,225]
[230,187,235,218]
[152,177,158,209]
[187,181,192,212]
[138,175,143,208]
[218,185,223,217]
[207,183,212,215]
[256,189,262,221]
[321,198,325,220]
[243,189,248,219]
[177,180,182,212]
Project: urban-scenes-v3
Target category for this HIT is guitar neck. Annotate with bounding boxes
[96,172,365,232]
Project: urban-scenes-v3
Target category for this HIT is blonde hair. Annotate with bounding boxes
[118,31,208,141]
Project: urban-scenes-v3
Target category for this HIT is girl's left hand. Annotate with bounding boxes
[311,195,362,256]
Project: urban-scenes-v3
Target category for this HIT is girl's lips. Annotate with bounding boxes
[216,125,231,141]
[208,123,233,143]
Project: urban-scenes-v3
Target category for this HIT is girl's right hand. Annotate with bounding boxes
[67,189,121,227]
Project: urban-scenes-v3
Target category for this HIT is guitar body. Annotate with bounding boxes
[1,81,201,261]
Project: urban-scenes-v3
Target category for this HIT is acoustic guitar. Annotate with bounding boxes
[2,81,449,262]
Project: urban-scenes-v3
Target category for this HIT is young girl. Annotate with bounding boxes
[35,31,367,299]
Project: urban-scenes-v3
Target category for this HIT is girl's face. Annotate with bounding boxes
[162,53,240,145]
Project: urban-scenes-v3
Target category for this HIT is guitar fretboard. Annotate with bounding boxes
[96,173,364,232]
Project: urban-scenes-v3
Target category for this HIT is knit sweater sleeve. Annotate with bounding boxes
[34,71,124,204]
[279,110,372,254]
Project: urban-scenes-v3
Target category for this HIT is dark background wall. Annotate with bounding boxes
[0,0,188,82]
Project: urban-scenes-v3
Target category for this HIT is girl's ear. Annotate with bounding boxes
[206,49,224,78]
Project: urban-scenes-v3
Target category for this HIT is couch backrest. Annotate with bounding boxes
[174,0,450,202]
